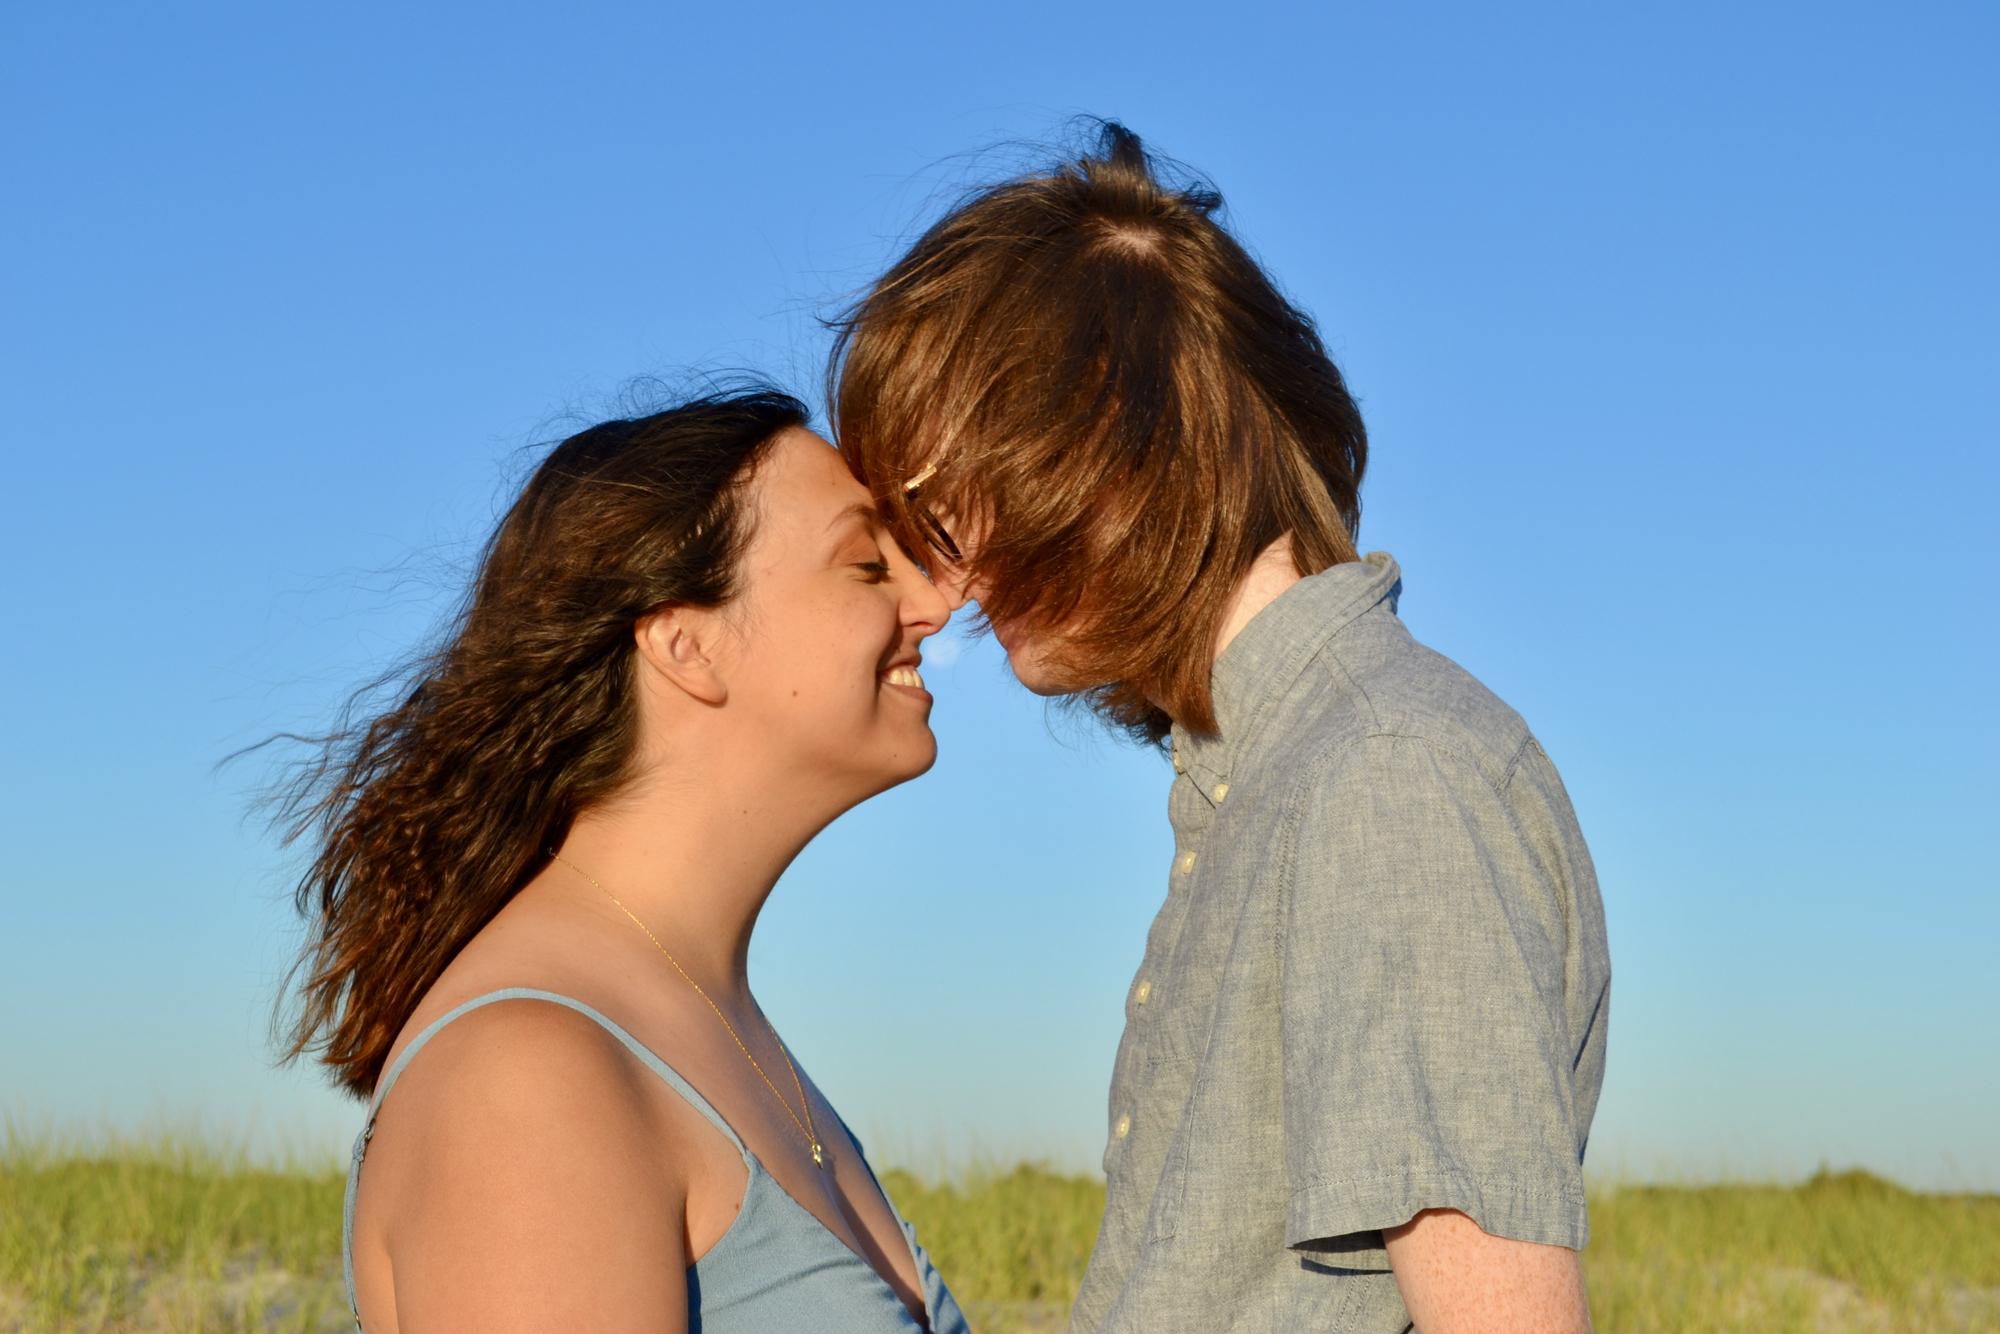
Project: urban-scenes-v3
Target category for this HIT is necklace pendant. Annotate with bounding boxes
[811,1141,827,1168]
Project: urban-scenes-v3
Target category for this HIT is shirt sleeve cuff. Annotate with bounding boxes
[1286,1166,1590,1260]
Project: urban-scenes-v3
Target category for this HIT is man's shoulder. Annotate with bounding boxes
[1268,603,1535,796]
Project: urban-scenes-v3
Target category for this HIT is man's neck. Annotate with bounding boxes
[1214,533,1302,662]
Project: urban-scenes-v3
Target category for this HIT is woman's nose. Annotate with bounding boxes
[907,578,952,635]
[879,526,958,623]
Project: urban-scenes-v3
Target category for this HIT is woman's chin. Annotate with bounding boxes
[876,731,940,787]
[896,732,940,781]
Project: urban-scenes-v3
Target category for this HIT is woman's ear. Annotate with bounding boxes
[634,606,729,706]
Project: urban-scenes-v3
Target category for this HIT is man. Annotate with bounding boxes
[831,123,1610,1334]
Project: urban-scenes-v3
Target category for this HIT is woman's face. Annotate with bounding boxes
[716,428,951,795]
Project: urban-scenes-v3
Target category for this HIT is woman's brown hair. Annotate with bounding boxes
[829,122,1367,743]
[264,387,806,1098]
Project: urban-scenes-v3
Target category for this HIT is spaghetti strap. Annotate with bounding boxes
[342,986,751,1324]
[364,986,748,1152]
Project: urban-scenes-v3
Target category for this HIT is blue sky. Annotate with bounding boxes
[2,2,1995,1189]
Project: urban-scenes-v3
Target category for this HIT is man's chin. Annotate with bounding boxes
[1003,648,1083,698]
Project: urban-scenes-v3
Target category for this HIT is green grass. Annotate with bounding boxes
[3,1130,1995,1332]
[879,1163,1102,1333]
[1582,1168,2000,1332]
[0,1127,349,1332]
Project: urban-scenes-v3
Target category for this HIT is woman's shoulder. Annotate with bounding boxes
[385,983,646,1091]
[372,901,672,1134]
[355,989,696,1328]
[372,984,672,1171]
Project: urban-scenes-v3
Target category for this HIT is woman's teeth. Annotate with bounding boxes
[882,665,926,690]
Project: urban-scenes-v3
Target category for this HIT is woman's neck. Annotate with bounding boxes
[546,754,841,1002]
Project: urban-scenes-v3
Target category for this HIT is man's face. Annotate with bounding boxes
[916,506,1087,698]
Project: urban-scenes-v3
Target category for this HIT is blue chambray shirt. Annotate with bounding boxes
[1070,552,1612,1334]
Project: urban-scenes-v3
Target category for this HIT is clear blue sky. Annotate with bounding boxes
[3,3,1994,1189]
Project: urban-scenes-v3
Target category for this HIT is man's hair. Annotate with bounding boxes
[830,122,1368,743]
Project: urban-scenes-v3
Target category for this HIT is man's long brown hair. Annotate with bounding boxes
[264,388,805,1099]
[830,122,1367,742]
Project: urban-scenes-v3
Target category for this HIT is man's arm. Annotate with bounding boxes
[1279,734,1600,1322]
[1384,1208,1591,1334]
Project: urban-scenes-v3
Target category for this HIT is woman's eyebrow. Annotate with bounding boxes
[824,500,881,533]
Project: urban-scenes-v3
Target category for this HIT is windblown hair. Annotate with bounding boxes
[267,387,807,1098]
[829,121,1367,743]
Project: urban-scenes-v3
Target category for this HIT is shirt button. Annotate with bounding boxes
[1134,978,1152,1006]
[1178,850,1197,874]
[1114,1113,1132,1139]
[1213,781,1230,803]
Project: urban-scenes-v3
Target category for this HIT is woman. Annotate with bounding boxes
[273,387,968,1331]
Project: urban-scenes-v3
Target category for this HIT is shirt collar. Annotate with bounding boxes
[1170,551,1403,800]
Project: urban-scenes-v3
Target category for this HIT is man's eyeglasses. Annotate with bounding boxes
[900,460,962,564]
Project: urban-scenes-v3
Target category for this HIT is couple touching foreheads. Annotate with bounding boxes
[292,124,1610,1334]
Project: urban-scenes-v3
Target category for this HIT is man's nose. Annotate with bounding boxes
[930,563,975,611]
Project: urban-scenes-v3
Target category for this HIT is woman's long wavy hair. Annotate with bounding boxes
[265,387,806,1099]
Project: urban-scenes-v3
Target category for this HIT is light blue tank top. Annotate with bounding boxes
[342,987,970,1333]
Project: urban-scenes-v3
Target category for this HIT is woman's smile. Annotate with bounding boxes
[878,657,929,698]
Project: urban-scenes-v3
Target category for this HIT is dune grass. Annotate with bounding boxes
[878,1163,1102,1333]
[3,1128,1994,1331]
[0,1127,348,1331]
[1581,1167,2000,1332]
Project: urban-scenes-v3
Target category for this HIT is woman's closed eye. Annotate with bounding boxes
[854,559,893,582]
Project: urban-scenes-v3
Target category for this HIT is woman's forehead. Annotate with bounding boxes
[749,429,876,540]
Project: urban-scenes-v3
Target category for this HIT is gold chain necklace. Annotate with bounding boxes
[548,850,828,1170]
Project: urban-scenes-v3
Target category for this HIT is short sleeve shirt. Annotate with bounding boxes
[1069,553,1612,1334]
